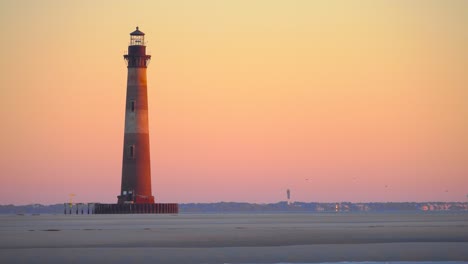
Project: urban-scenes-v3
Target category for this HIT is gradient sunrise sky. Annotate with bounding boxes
[0,0,467,205]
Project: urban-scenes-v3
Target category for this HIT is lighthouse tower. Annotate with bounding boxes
[118,27,154,204]
[91,27,178,214]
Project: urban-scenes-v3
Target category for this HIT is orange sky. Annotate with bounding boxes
[0,0,467,204]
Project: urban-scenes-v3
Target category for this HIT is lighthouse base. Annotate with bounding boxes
[117,194,155,204]
[94,203,178,214]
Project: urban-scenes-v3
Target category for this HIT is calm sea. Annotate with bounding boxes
[253,262,468,264]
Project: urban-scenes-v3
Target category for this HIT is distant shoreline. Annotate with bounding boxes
[1,201,467,214]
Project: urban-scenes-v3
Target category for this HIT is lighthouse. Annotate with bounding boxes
[91,27,177,214]
[118,27,154,204]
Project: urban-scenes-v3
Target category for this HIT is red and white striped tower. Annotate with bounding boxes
[118,27,154,204]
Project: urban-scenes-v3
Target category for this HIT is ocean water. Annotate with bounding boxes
[236,262,468,264]
[267,262,468,264]
[224,262,468,264]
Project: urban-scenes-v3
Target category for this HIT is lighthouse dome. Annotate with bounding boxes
[130,26,145,36]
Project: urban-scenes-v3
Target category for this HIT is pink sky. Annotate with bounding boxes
[0,1,467,204]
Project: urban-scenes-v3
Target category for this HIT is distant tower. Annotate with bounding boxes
[118,27,154,204]
[287,189,291,205]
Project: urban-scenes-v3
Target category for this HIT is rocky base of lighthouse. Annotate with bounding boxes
[94,203,178,214]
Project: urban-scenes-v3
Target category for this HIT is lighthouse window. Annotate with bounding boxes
[131,101,136,112]
[129,145,135,158]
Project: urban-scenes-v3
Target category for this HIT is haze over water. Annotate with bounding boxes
[0,1,467,205]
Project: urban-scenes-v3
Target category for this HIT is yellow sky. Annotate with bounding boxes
[0,0,467,204]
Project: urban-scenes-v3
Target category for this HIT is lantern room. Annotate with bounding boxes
[130,26,145,46]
